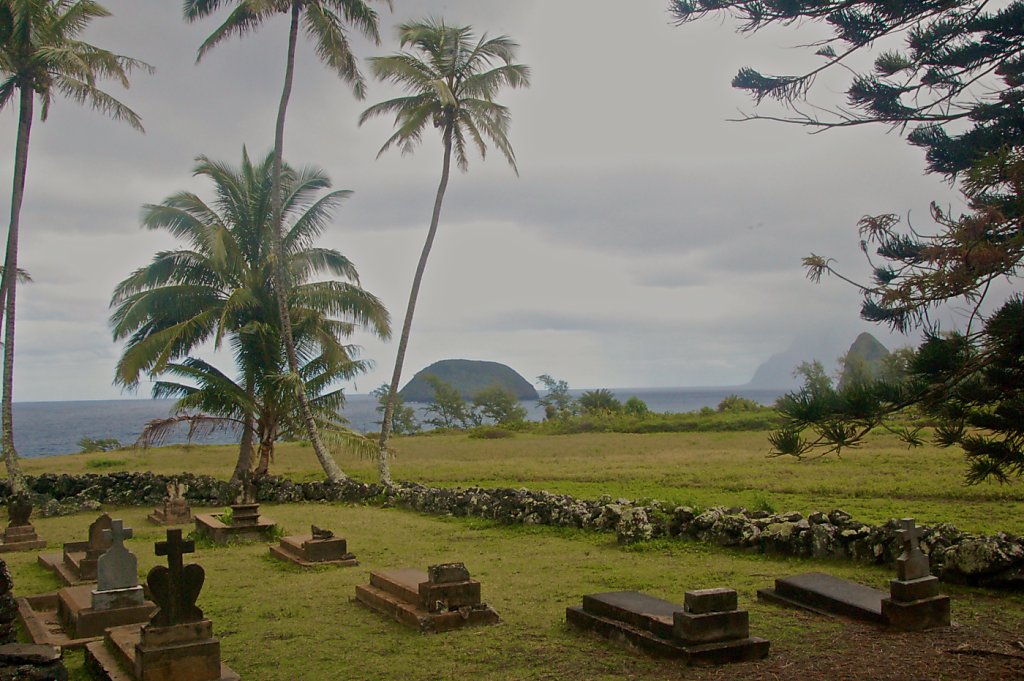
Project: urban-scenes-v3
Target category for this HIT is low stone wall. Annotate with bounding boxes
[2,473,1021,589]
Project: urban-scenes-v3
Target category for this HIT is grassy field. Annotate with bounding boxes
[8,503,1024,680]
[18,429,1024,535]
[5,430,1024,679]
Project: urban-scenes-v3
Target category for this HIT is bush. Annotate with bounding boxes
[578,389,622,414]
[78,437,124,453]
[623,396,650,418]
[716,394,762,413]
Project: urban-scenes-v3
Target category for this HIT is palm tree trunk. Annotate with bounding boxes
[270,1,346,483]
[1,86,33,495]
[231,412,256,484]
[377,124,454,487]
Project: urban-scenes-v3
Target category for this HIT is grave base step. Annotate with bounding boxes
[36,554,85,587]
[581,591,675,639]
[269,542,358,568]
[354,582,499,633]
[566,606,769,665]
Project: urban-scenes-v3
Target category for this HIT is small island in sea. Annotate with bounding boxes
[399,359,539,402]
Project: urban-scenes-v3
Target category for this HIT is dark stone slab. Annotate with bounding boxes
[418,580,481,613]
[684,588,737,615]
[759,572,885,624]
[581,591,676,639]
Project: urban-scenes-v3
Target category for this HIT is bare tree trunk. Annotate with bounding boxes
[377,124,454,487]
[270,2,346,482]
[1,86,33,495]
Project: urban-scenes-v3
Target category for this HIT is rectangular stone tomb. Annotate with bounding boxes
[269,533,357,567]
[38,514,114,585]
[566,589,769,665]
[86,621,239,681]
[0,524,46,553]
[147,501,192,527]
[354,564,499,633]
[759,570,950,630]
[193,506,276,544]
[16,586,156,648]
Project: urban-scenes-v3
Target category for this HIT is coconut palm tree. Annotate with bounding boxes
[0,0,150,492]
[111,149,390,481]
[183,0,389,482]
[359,19,530,486]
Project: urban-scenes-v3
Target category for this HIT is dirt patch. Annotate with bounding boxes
[686,614,1024,681]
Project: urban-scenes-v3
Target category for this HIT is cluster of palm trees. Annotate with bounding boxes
[1,0,530,488]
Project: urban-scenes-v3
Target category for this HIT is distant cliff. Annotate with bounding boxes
[399,359,539,402]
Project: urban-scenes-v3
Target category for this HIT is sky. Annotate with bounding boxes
[0,0,971,402]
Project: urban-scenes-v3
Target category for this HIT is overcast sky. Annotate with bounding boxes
[0,0,969,402]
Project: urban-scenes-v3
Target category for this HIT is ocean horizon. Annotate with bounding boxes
[11,386,788,458]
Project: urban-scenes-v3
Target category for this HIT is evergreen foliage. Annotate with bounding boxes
[536,374,577,421]
[472,384,528,426]
[673,0,1024,481]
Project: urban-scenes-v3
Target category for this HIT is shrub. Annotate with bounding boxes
[716,394,762,413]
[623,396,650,417]
[468,426,516,440]
[78,436,124,453]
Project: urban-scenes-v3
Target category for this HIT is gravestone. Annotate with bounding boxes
[148,480,193,526]
[354,562,499,632]
[0,493,45,553]
[270,524,357,567]
[20,520,156,646]
[84,529,239,681]
[38,514,113,585]
[567,588,769,665]
[193,473,274,544]
[758,518,950,630]
[881,519,951,630]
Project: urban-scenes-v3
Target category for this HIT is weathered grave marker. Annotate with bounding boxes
[38,513,113,585]
[148,480,193,526]
[758,518,950,630]
[270,524,357,567]
[355,562,499,632]
[0,492,45,553]
[567,588,769,665]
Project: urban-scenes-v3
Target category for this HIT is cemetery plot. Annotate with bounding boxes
[86,528,239,681]
[194,474,275,544]
[269,525,357,567]
[758,519,951,631]
[147,480,193,527]
[0,493,45,553]
[38,513,113,586]
[18,519,156,648]
[355,562,500,632]
[566,588,770,665]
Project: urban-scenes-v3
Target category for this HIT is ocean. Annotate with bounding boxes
[11,387,786,458]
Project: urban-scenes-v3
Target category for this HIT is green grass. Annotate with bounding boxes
[8,504,1023,680]
[14,429,1024,534]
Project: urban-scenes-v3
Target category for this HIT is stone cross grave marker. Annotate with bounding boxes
[147,529,205,627]
[896,518,930,581]
[96,520,138,592]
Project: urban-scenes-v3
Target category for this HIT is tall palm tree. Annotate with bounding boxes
[0,0,150,492]
[183,0,389,482]
[359,19,530,486]
[111,150,390,481]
